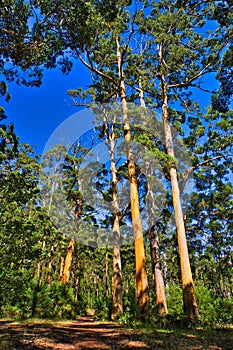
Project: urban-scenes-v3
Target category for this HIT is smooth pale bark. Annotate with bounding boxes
[60,256,64,281]
[147,184,168,316]
[106,119,123,319]
[34,223,50,286]
[47,243,57,286]
[111,218,123,318]
[161,77,198,318]
[116,37,149,313]
[149,225,168,316]
[60,237,75,284]
[139,82,168,316]
[74,259,80,301]
[105,249,109,298]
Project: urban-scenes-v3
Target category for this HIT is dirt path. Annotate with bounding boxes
[0,317,232,349]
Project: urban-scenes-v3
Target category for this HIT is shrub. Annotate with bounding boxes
[1,305,22,320]
[166,284,183,316]
[195,285,218,324]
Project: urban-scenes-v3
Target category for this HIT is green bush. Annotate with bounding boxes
[215,298,233,324]
[195,285,218,324]
[194,285,233,325]
[31,282,81,319]
[166,284,183,316]
[1,305,22,320]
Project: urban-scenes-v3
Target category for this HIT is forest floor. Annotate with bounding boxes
[0,316,232,350]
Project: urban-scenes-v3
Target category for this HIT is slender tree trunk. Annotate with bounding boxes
[149,225,168,316]
[163,253,168,289]
[103,111,123,319]
[161,76,198,318]
[116,37,149,313]
[105,249,109,298]
[60,256,65,281]
[32,229,48,317]
[60,237,75,284]
[139,81,168,316]
[59,186,82,286]
[111,213,123,318]
[147,194,168,316]
[47,243,57,286]
[35,237,46,287]
[75,276,79,301]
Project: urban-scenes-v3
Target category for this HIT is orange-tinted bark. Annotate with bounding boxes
[116,37,149,313]
[139,80,167,316]
[103,110,123,318]
[149,225,168,316]
[60,237,75,284]
[161,77,198,318]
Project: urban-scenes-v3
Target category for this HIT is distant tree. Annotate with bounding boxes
[185,106,233,298]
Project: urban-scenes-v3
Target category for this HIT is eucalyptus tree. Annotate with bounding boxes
[96,106,124,319]
[29,0,151,313]
[133,0,232,318]
[136,81,168,316]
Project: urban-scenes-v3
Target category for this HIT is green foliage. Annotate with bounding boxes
[1,305,23,320]
[195,285,218,324]
[166,284,183,316]
[31,282,81,320]
[195,285,233,325]
[215,298,233,325]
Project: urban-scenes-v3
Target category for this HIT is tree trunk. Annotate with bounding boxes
[60,256,64,281]
[35,234,47,287]
[47,243,57,286]
[111,215,123,318]
[110,138,123,318]
[60,237,75,284]
[103,111,123,319]
[139,80,168,316]
[116,37,149,313]
[149,225,168,316]
[161,77,198,318]
[105,249,109,298]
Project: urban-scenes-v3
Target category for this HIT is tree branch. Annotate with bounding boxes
[180,155,223,194]
[75,48,119,88]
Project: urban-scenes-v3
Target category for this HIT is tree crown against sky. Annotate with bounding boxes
[0,0,232,150]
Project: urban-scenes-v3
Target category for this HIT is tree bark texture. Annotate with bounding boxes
[161,78,198,318]
[107,120,123,319]
[139,79,168,316]
[116,37,149,313]
[60,237,75,284]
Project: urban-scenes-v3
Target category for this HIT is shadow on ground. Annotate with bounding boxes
[0,317,232,349]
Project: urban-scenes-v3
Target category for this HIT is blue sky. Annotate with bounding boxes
[2,60,216,156]
[2,61,91,154]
